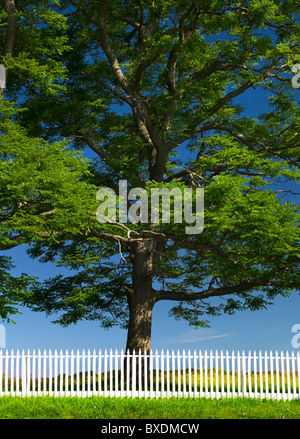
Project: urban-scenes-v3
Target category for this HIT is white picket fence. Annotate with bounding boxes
[1,349,300,400]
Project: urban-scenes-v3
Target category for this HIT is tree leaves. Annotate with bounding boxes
[0,0,299,330]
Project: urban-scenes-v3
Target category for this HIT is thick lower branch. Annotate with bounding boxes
[3,0,16,57]
[156,280,296,302]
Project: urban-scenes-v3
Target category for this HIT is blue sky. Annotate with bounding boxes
[1,49,299,355]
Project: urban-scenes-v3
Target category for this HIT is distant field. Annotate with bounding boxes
[0,396,300,419]
[2,367,299,394]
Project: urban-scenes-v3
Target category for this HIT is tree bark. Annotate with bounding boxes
[124,239,162,390]
[125,239,158,353]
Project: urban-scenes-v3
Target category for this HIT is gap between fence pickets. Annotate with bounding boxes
[0,349,299,400]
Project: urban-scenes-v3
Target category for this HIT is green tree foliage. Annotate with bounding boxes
[1,0,299,350]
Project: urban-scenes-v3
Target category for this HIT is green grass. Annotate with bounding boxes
[0,396,300,419]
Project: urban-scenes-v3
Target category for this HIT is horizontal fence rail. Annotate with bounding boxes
[0,349,300,400]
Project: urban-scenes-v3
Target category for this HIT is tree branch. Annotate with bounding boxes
[169,83,253,149]
[0,234,24,250]
[81,70,133,106]
[2,0,16,57]
[1,0,16,94]
[78,134,109,160]
[155,279,295,302]
[97,0,131,92]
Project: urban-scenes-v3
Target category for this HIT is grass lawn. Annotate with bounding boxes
[0,396,300,419]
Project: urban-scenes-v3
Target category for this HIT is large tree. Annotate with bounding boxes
[1,0,300,354]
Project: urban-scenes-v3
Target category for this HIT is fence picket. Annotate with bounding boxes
[16,350,20,396]
[120,349,124,397]
[204,350,208,397]
[226,350,230,397]
[5,350,8,395]
[144,350,148,398]
[286,350,291,400]
[292,351,296,399]
[171,350,175,397]
[270,350,274,399]
[70,350,74,396]
[155,350,159,398]
[87,349,91,397]
[150,350,154,398]
[296,351,300,398]
[209,350,213,398]
[54,350,58,397]
[21,349,26,397]
[275,350,280,398]
[220,350,224,397]
[281,351,285,400]
[231,351,235,397]
[139,349,143,397]
[109,349,113,397]
[247,350,252,399]
[259,350,263,399]
[76,349,80,396]
[182,349,186,396]
[177,350,181,397]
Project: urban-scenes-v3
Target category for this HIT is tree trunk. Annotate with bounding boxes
[124,239,160,390]
[125,287,155,354]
